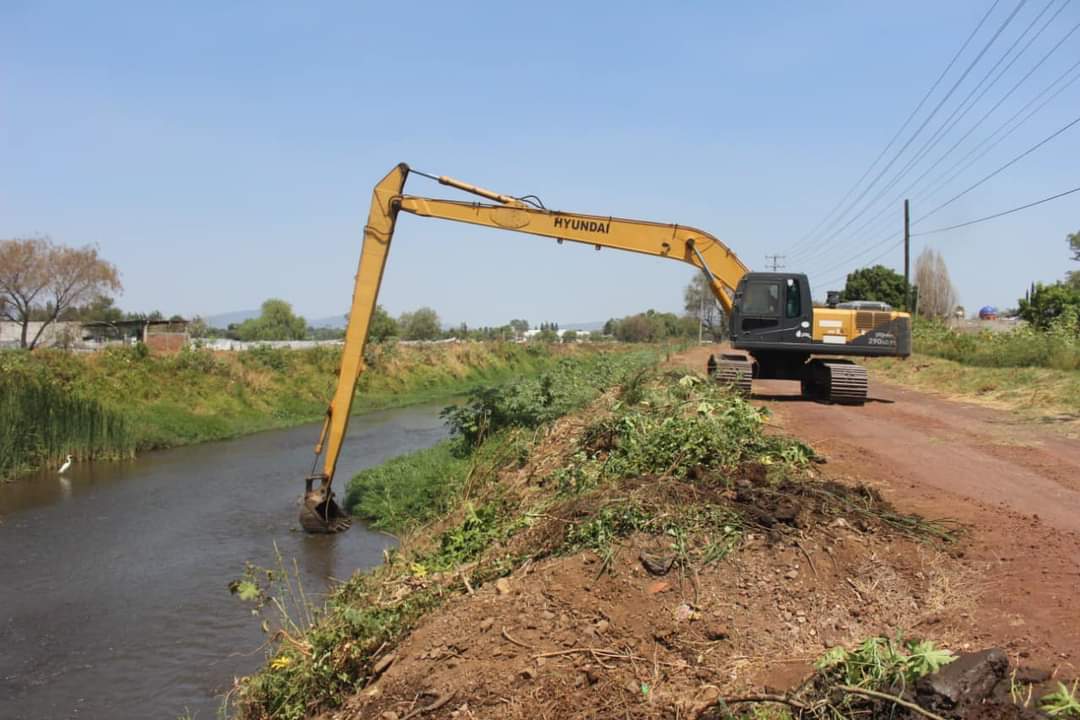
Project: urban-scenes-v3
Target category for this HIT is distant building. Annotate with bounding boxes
[0,318,190,353]
[81,319,190,353]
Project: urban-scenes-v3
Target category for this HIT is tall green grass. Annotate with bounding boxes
[0,373,135,480]
[914,319,1080,370]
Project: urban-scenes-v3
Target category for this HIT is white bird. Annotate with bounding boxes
[58,455,73,474]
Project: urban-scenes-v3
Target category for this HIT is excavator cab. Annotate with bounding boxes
[729,273,813,347]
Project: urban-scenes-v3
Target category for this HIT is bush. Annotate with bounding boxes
[345,441,469,532]
[914,318,1080,371]
[240,344,292,372]
[441,351,657,448]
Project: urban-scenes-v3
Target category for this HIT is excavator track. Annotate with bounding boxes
[802,360,867,405]
[710,354,753,397]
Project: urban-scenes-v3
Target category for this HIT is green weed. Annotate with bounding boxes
[1043,681,1080,717]
[346,440,470,532]
[815,635,955,692]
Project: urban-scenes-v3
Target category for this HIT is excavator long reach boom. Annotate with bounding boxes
[299,162,750,532]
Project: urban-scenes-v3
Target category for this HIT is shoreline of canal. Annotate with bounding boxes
[2,341,600,483]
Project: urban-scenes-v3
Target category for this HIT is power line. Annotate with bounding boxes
[912,183,1080,235]
[784,0,1004,257]
[914,111,1080,223]
[908,51,1080,209]
[798,35,1080,275]
[797,0,1030,253]
[800,0,1049,264]
[815,237,906,292]
[790,0,1039,266]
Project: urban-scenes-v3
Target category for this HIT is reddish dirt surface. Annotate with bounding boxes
[676,346,1080,674]
[341,522,969,720]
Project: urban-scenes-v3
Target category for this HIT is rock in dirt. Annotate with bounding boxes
[703,624,729,641]
[479,617,495,632]
[646,580,671,594]
[495,578,512,595]
[915,648,1008,714]
[639,550,676,576]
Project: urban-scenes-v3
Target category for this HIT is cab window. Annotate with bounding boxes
[785,279,802,318]
[742,282,780,315]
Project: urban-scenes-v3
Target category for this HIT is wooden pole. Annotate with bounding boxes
[903,199,910,310]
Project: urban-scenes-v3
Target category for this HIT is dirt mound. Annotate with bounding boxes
[334,473,972,720]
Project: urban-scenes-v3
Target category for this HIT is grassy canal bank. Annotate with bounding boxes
[0,341,613,482]
[228,351,994,720]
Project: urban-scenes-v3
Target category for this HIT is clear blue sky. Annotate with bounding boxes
[3,1,1078,325]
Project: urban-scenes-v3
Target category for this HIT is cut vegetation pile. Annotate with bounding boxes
[230,360,1075,720]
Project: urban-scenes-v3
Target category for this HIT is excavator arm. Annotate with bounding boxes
[300,162,747,532]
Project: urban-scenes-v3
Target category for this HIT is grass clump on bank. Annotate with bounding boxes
[0,341,596,481]
[0,371,135,480]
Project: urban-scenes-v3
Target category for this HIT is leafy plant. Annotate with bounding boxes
[1043,681,1080,718]
[815,636,955,692]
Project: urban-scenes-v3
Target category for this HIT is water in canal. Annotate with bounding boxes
[0,401,450,720]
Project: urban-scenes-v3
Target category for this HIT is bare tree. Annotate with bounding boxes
[914,247,957,319]
[684,274,726,341]
[0,236,122,349]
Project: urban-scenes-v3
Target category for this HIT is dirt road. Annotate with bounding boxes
[677,347,1080,670]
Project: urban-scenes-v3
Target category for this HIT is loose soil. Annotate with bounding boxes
[674,346,1080,671]
[319,346,1080,719]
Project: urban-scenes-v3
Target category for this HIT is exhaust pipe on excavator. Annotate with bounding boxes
[300,474,352,533]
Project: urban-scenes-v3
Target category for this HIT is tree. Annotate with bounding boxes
[509,319,529,338]
[368,304,399,341]
[913,248,958,319]
[683,274,726,340]
[0,236,122,349]
[1018,282,1080,331]
[70,294,125,323]
[841,265,909,309]
[562,329,578,343]
[398,307,441,340]
[235,299,307,341]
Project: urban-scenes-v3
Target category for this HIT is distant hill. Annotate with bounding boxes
[206,309,347,330]
[204,309,258,329]
[308,314,348,329]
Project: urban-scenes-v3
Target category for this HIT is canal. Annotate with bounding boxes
[0,401,450,720]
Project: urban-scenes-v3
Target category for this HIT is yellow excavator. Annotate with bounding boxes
[299,163,912,532]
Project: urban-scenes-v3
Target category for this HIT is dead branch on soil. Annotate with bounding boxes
[837,685,947,720]
[399,690,456,720]
[501,627,534,650]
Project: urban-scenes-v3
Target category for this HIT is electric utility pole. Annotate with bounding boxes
[765,254,785,272]
[903,199,910,310]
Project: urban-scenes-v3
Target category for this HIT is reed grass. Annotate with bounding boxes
[0,372,135,481]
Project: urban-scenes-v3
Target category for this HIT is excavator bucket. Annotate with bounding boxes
[300,475,352,533]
